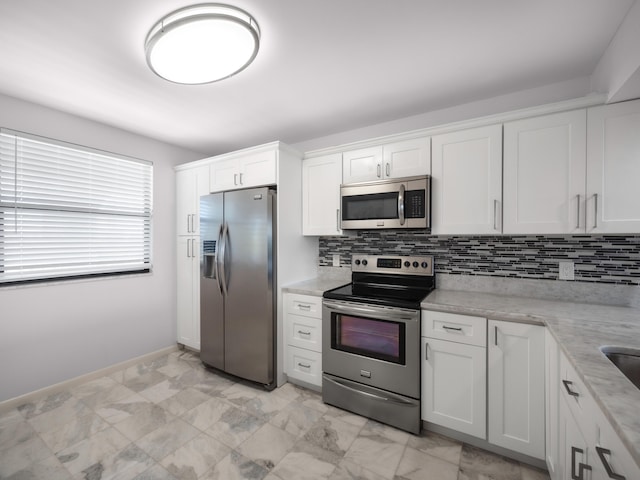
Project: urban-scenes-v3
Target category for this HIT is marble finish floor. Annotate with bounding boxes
[0,350,550,480]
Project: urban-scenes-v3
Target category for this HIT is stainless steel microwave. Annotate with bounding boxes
[340,175,430,230]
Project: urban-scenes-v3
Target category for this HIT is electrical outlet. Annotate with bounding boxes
[559,261,575,280]
[332,254,341,267]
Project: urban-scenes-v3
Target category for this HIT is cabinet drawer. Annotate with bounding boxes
[285,293,322,318]
[559,352,597,441]
[422,310,487,347]
[286,346,322,387]
[286,314,321,352]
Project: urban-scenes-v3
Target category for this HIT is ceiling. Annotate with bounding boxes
[0,0,635,156]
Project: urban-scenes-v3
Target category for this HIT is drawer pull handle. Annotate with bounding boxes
[297,304,311,311]
[571,447,592,480]
[563,380,580,397]
[596,447,626,480]
[442,325,463,332]
[297,362,311,369]
[425,342,429,360]
[297,330,311,336]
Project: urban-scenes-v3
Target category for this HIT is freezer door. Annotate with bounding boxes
[200,193,225,370]
[222,187,276,386]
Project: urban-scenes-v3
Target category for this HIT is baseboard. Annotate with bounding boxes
[0,344,179,414]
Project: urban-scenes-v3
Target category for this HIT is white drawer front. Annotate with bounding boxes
[422,310,487,346]
[286,346,322,387]
[286,314,321,352]
[559,352,597,440]
[285,293,322,318]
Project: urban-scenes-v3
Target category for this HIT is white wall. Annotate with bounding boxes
[292,77,592,153]
[0,93,203,402]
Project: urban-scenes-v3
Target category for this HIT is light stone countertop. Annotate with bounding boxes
[422,288,640,468]
[282,277,349,297]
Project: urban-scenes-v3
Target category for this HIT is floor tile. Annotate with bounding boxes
[303,415,362,458]
[39,411,110,453]
[328,458,388,480]
[123,370,170,393]
[55,426,130,475]
[131,464,179,480]
[269,401,323,438]
[113,403,173,442]
[0,418,38,452]
[138,379,183,404]
[181,397,233,431]
[521,464,552,480]
[0,407,23,428]
[17,391,75,420]
[158,387,210,417]
[236,423,297,471]
[0,435,54,478]
[406,429,463,466]
[27,395,91,435]
[270,450,336,480]
[205,405,265,449]
[394,446,459,480]
[458,444,521,480]
[78,443,155,480]
[134,417,200,462]
[160,432,230,479]
[202,450,270,480]
[95,393,154,424]
[1,454,74,480]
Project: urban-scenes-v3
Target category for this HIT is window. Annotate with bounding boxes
[0,129,153,285]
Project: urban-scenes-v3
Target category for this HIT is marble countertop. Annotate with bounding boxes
[282,277,349,297]
[422,289,640,468]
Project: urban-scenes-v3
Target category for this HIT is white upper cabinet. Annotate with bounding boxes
[431,125,503,234]
[302,153,343,236]
[176,165,210,236]
[587,98,640,233]
[503,110,587,234]
[342,137,430,184]
[210,149,276,192]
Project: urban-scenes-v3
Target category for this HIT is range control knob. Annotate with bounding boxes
[354,259,361,265]
[412,261,419,268]
[362,259,368,266]
[404,261,411,268]
[421,261,429,268]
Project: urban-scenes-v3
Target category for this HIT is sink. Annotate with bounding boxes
[600,346,640,390]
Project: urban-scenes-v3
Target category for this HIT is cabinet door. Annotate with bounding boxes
[383,137,431,178]
[302,154,343,235]
[559,397,592,480]
[592,414,639,480]
[431,125,503,234]
[488,320,545,459]
[176,170,196,236]
[504,110,587,234]
[210,158,240,192]
[177,236,200,350]
[342,146,383,183]
[240,149,277,188]
[587,99,640,233]
[546,329,561,480]
[176,166,211,236]
[422,338,486,439]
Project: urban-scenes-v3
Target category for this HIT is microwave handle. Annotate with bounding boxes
[398,184,405,225]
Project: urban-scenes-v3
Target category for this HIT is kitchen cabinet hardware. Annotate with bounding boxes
[424,342,428,360]
[494,325,498,346]
[376,163,381,178]
[239,172,243,185]
[571,447,592,480]
[493,200,499,231]
[576,194,581,229]
[442,325,463,332]
[297,330,311,336]
[233,173,238,186]
[563,379,580,397]
[593,193,599,229]
[336,209,340,232]
[297,304,311,311]
[297,362,311,369]
[386,163,390,176]
[596,446,626,480]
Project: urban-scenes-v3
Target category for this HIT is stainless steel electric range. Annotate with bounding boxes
[322,255,435,434]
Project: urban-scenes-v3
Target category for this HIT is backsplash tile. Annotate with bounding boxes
[319,232,640,286]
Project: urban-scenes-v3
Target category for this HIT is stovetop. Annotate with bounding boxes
[323,255,435,310]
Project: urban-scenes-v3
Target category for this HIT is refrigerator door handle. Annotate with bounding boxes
[214,224,224,294]
[219,222,230,297]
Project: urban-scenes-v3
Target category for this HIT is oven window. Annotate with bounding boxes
[342,192,399,220]
[332,314,405,364]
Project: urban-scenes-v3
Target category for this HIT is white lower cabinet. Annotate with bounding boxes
[421,310,487,439]
[557,349,639,480]
[546,329,561,479]
[488,320,545,459]
[284,293,323,388]
[176,236,200,350]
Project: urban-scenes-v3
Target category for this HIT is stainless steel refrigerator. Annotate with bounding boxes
[200,187,276,389]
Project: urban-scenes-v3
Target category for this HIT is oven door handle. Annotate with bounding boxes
[323,375,416,406]
[323,300,417,322]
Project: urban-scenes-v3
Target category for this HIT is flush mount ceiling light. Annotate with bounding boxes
[145,3,260,85]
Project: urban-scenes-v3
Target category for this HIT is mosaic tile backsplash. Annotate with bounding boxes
[319,232,640,286]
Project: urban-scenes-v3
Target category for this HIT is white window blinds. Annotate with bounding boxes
[0,129,153,284]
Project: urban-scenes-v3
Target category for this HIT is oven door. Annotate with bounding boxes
[322,299,420,399]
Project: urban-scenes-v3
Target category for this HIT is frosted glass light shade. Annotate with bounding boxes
[145,4,260,84]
